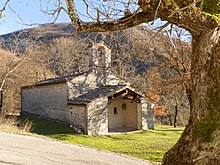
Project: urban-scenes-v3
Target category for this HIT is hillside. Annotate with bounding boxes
[0,23,76,51]
[0,23,155,54]
[0,48,55,115]
[0,23,170,74]
[0,23,191,126]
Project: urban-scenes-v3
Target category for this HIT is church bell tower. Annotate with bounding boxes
[88,41,111,86]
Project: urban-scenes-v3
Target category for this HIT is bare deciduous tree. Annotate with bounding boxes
[0,32,55,115]
[0,0,220,163]
[60,1,220,164]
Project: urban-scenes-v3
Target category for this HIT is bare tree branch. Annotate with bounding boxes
[64,0,219,37]
[65,0,82,29]
[151,22,170,39]
[0,0,10,18]
[0,53,27,91]
[152,0,162,25]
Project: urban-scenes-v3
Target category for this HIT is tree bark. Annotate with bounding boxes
[65,0,220,164]
[163,27,220,165]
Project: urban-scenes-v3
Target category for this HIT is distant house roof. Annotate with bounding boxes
[68,85,152,105]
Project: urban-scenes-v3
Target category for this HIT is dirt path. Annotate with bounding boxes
[0,132,152,165]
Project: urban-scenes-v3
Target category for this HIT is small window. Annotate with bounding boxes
[122,103,127,110]
[114,107,117,114]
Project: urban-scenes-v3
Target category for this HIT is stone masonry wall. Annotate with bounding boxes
[21,84,71,122]
[68,72,127,100]
[147,102,154,129]
[141,99,148,130]
[68,105,87,133]
[68,73,97,99]
[87,97,108,135]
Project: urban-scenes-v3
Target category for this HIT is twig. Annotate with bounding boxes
[170,0,202,17]
[0,0,10,18]
[152,0,162,25]
[150,22,170,39]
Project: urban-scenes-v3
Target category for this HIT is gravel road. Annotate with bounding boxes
[0,132,152,165]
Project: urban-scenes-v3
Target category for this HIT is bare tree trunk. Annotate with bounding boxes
[63,0,220,163]
[163,28,220,164]
[173,98,178,128]
[168,116,173,126]
[0,90,2,113]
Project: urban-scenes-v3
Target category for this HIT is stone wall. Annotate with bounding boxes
[68,105,87,133]
[87,97,108,135]
[147,102,154,129]
[68,72,127,100]
[141,99,148,130]
[68,73,97,99]
[21,83,70,122]
[105,74,128,86]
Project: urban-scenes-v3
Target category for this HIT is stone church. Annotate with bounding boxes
[21,42,154,135]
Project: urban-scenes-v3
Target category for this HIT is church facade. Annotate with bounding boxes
[21,42,154,135]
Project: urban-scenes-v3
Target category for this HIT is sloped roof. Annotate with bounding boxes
[21,71,154,103]
[35,72,87,85]
[67,85,152,105]
[22,71,91,88]
[68,85,126,105]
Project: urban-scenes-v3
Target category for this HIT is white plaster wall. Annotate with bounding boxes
[122,100,138,128]
[108,99,124,129]
[108,98,138,130]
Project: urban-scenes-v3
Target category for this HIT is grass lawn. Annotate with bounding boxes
[17,116,184,163]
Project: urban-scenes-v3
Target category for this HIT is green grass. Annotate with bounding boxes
[17,116,184,163]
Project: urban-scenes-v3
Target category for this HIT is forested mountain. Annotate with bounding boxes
[0,23,164,76]
[0,23,191,126]
[0,48,54,115]
[0,23,188,74]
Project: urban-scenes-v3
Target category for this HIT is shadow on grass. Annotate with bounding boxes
[106,135,135,141]
[18,115,77,136]
[49,134,71,141]
[154,129,184,132]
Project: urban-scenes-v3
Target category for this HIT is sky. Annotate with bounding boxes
[0,1,191,41]
[0,0,122,35]
[0,0,74,35]
[0,0,127,35]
